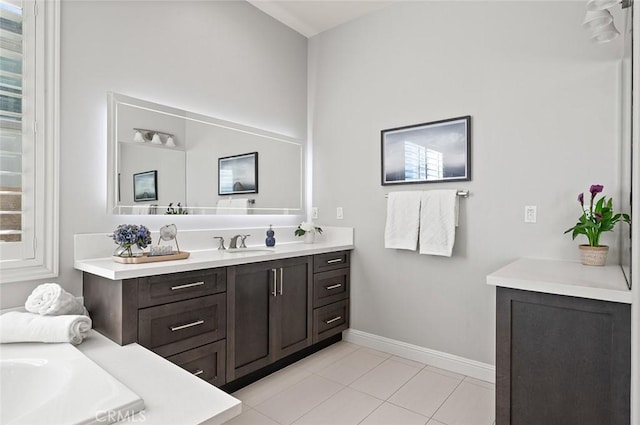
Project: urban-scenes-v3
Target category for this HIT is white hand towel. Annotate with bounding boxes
[25,283,86,316]
[0,311,92,345]
[229,198,249,215]
[384,191,422,250]
[419,190,459,257]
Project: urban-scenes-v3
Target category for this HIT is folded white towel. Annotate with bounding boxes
[419,190,459,257]
[0,311,92,345]
[25,283,86,316]
[384,191,422,250]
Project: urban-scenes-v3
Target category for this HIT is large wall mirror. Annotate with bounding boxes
[107,93,305,215]
[620,8,633,288]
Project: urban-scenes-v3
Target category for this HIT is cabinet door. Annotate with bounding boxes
[226,261,277,381]
[273,256,313,360]
[496,287,630,425]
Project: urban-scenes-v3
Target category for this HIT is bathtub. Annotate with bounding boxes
[0,342,144,425]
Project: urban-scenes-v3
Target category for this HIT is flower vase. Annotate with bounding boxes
[579,245,608,266]
[304,232,315,244]
[114,244,143,258]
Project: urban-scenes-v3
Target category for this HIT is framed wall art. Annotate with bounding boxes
[381,116,471,185]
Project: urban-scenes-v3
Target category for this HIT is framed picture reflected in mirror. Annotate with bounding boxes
[218,152,258,195]
[133,170,158,202]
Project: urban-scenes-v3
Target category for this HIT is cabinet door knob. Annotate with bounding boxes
[170,319,205,332]
[325,283,342,290]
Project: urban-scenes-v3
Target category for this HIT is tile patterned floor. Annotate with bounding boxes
[227,342,495,425]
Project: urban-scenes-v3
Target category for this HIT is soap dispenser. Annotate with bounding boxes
[265,225,276,247]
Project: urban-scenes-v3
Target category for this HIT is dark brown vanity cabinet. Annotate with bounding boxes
[312,251,350,343]
[496,287,631,425]
[83,250,352,390]
[83,268,227,387]
[226,256,313,381]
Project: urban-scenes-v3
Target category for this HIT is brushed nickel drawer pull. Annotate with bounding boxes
[326,258,343,264]
[170,319,205,332]
[272,269,278,296]
[325,316,342,325]
[193,369,204,376]
[325,283,342,290]
[171,281,205,291]
[279,268,284,295]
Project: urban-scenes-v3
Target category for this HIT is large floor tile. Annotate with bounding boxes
[293,387,382,425]
[295,341,361,373]
[223,408,280,425]
[360,402,429,425]
[317,347,389,385]
[432,380,495,425]
[350,358,422,400]
[388,368,462,417]
[254,374,343,425]
[233,363,311,407]
[426,420,447,425]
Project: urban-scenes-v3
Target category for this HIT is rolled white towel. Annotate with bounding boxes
[0,311,92,345]
[25,283,86,316]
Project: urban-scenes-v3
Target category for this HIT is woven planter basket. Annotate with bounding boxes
[579,245,609,266]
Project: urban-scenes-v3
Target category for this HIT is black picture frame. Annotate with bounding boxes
[381,116,471,186]
[133,170,158,202]
[218,152,258,195]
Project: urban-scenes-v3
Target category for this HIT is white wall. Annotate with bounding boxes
[309,1,623,365]
[0,0,307,308]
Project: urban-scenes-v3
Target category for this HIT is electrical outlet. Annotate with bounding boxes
[336,207,344,220]
[312,207,318,219]
[524,206,537,223]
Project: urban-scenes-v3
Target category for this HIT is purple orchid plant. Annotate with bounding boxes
[564,184,630,247]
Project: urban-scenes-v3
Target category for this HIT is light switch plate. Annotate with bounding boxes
[524,206,537,223]
[312,207,318,219]
[336,207,343,220]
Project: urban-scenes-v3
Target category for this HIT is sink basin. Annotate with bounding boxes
[226,247,276,253]
[0,342,144,425]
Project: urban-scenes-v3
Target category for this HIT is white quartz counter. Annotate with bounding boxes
[486,258,632,304]
[74,227,354,280]
[77,330,241,425]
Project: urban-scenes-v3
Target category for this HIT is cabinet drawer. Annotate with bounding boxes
[313,251,350,273]
[138,268,226,308]
[313,299,349,343]
[166,340,226,387]
[138,293,226,357]
[313,269,349,308]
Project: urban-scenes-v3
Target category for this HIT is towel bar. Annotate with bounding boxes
[385,190,469,198]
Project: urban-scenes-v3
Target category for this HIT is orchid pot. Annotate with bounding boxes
[564,185,630,266]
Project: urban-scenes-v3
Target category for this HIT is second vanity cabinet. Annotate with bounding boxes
[82,250,351,390]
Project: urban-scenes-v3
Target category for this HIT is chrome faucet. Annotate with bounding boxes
[213,236,226,250]
[229,234,250,249]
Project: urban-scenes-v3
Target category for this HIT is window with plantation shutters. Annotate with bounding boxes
[0,0,58,283]
[1,0,24,243]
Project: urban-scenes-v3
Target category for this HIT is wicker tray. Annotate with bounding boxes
[112,251,190,264]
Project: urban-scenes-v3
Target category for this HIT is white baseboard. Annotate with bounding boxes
[343,329,495,383]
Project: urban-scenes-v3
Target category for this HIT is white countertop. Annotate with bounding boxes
[75,240,354,280]
[77,330,241,425]
[486,258,632,304]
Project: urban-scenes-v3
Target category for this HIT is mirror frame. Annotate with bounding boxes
[107,92,305,215]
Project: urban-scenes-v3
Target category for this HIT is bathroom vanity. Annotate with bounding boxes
[487,258,631,425]
[75,232,353,392]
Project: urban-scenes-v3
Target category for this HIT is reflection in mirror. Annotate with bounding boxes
[619,9,633,288]
[108,93,304,215]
